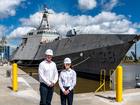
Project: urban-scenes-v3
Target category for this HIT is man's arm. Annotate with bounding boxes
[52,63,58,84]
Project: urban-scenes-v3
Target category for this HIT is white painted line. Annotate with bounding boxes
[18,77,32,88]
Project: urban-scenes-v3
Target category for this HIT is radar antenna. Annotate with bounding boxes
[38,5,51,30]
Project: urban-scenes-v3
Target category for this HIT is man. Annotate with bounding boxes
[38,49,58,105]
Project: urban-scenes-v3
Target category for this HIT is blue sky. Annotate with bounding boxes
[1,0,140,28]
[0,0,140,57]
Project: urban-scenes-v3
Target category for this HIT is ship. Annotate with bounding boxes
[11,7,140,77]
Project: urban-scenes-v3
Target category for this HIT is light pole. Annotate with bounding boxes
[134,42,138,62]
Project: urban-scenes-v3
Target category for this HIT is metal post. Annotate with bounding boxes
[135,43,137,62]
[12,63,18,92]
[103,70,106,91]
[116,66,123,102]
[99,69,106,91]
[109,69,115,90]
[95,69,106,93]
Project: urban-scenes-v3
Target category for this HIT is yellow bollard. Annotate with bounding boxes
[12,63,18,92]
[116,66,123,102]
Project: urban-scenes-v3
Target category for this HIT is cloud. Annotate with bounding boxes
[8,26,35,39]
[101,0,118,11]
[0,25,6,38]
[20,12,42,28]
[78,0,97,10]
[0,0,25,18]
[133,23,140,29]
[18,9,137,36]
[8,7,139,40]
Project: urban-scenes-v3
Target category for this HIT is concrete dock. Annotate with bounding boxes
[1,65,140,105]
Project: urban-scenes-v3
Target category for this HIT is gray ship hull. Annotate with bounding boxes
[11,34,139,76]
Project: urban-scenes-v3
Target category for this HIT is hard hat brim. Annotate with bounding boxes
[64,62,71,64]
[45,53,53,56]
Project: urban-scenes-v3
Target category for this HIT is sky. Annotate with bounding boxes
[0,0,140,57]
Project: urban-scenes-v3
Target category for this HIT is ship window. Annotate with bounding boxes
[28,32,33,35]
[104,53,106,57]
[99,52,103,55]
[37,31,43,34]
[23,38,27,45]
[108,51,111,54]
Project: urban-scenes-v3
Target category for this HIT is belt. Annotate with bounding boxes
[40,82,54,88]
[63,86,70,90]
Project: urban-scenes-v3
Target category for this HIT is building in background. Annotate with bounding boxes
[0,46,10,61]
[0,45,10,61]
[0,36,10,62]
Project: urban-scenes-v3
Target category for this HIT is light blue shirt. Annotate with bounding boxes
[59,68,77,92]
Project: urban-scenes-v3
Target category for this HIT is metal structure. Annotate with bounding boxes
[0,36,10,62]
[95,69,106,93]
[109,69,115,90]
[116,66,123,102]
[12,63,18,92]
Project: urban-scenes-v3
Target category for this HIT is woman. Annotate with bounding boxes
[59,57,77,105]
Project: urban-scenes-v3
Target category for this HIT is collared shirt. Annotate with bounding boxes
[59,68,76,92]
[38,60,58,86]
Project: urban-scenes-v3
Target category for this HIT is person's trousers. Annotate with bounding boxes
[60,87,73,105]
[40,83,54,105]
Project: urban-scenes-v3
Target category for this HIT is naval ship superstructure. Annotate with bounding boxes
[11,8,140,77]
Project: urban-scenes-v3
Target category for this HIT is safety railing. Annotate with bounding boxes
[95,69,106,93]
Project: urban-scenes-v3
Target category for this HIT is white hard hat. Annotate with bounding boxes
[45,49,53,56]
[64,57,71,64]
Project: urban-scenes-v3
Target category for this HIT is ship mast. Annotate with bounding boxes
[38,6,50,30]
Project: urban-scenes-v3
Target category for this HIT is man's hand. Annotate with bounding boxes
[63,91,68,95]
[63,90,70,95]
[49,83,54,87]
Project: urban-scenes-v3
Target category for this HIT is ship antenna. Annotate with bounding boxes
[38,5,50,30]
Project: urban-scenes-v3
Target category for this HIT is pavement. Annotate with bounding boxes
[0,64,140,105]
